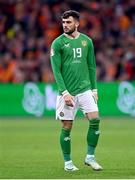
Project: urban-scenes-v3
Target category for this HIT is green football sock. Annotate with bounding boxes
[87,118,100,155]
[60,128,71,161]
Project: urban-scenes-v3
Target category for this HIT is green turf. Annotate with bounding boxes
[0,116,135,179]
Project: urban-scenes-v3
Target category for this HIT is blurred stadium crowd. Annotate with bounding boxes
[0,0,135,83]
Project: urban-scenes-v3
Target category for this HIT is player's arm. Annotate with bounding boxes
[87,39,98,100]
[50,40,67,94]
[50,40,75,107]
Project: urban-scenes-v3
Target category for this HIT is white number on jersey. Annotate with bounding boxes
[73,48,82,58]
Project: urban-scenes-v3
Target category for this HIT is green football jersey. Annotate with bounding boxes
[50,33,97,96]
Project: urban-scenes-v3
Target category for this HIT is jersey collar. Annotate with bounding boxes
[64,32,80,39]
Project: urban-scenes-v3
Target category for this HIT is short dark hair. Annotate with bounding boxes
[61,10,80,21]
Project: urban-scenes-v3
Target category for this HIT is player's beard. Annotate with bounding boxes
[64,27,76,35]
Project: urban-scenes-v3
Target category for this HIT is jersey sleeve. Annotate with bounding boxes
[87,39,97,89]
[50,39,67,94]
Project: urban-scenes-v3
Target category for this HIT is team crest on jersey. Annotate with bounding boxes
[50,48,54,56]
[82,40,87,46]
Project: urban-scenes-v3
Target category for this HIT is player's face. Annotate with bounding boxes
[62,16,79,35]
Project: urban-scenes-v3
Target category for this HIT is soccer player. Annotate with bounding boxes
[50,10,103,171]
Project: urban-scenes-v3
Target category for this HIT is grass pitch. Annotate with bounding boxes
[0,116,135,179]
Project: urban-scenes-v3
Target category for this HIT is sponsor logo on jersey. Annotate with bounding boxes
[64,43,70,47]
[72,60,81,64]
[82,40,87,46]
[50,48,54,56]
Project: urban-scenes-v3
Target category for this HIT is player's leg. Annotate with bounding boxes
[60,120,72,162]
[56,95,78,171]
[78,90,103,170]
[85,111,103,170]
[86,111,100,159]
[60,120,78,171]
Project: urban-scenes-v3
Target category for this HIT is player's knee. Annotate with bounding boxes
[61,120,73,130]
[89,118,100,130]
[86,111,99,120]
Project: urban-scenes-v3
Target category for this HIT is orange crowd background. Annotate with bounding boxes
[0,0,135,83]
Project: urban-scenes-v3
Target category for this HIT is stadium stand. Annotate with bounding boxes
[0,0,135,83]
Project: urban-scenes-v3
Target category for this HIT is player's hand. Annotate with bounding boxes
[62,92,75,107]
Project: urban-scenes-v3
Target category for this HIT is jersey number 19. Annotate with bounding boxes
[73,48,82,58]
